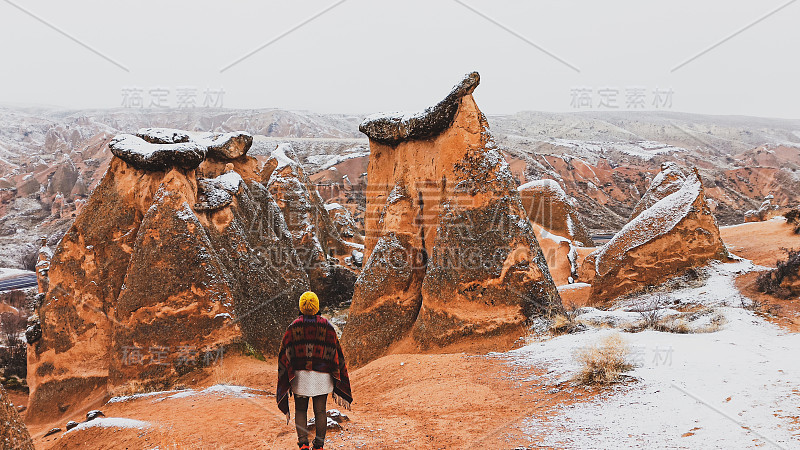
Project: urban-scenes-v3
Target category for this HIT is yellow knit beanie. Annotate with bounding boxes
[299,291,319,315]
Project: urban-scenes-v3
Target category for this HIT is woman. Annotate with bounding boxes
[277,291,352,450]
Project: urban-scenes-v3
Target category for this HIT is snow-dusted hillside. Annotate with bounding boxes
[2,106,800,268]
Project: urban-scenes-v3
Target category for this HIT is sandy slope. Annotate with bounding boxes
[720,217,800,267]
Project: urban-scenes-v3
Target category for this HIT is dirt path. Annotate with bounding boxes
[27,352,599,449]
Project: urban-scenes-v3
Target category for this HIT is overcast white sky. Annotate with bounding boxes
[1,0,798,118]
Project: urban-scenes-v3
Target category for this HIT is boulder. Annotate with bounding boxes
[744,195,778,223]
[0,385,34,450]
[342,72,561,366]
[86,410,104,421]
[583,168,728,302]
[325,202,364,244]
[136,128,191,144]
[307,408,350,431]
[47,155,79,196]
[200,132,253,160]
[27,130,309,422]
[135,128,253,162]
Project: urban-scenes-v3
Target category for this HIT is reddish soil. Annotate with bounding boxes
[25,352,600,449]
[720,219,800,266]
[735,272,800,332]
[722,219,800,332]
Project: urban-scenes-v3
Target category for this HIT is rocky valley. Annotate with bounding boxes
[0,71,799,449]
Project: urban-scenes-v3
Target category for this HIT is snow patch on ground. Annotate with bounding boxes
[107,390,182,404]
[558,282,591,291]
[68,418,151,433]
[507,260,800,449]
[155,384,258,402]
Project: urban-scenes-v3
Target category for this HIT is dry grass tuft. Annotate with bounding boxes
[573,334,634,385]
[109,379,172,398]
[549,302,585,335]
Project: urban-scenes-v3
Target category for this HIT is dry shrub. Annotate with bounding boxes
[692,314,726,334]
[108,379,168,398]
[573,334,633,385]
[634,294,667,329]
[786,208,800,234]
[756,249,800,299]
[657,317,690,334]
[743,297,782,317]
[549,302,584,335]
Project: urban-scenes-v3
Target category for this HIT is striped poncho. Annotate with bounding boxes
[277,315,352,420]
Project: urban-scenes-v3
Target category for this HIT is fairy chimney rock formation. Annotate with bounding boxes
[518,179,593,285]
[581,167,728,302]
[342,72,562,365]
[629,162,686,220]
[27,128,308,422]
[263,144,359,308]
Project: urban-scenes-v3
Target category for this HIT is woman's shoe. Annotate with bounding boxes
[298,443,311,450]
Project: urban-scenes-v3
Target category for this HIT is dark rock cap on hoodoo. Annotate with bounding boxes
[359,71,480,146]
[110,129,254,171]
[137,128,254,160]
[109,134,207,171]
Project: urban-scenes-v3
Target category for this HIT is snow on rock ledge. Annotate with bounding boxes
[109,134,207,171]
[194,170,243,211]
[629,161,686,220]
[136,128,191,144]
[197,131,253,160]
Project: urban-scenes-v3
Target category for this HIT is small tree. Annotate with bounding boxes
[0,311,28,379]
[633,293,667,329]
[786,208,800,234]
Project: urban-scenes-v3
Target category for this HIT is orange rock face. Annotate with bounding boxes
[0,385,34,450]
[341,73,561,366]
[583,167,728,303]
[518,179,594,285]
[27,130,309,422]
